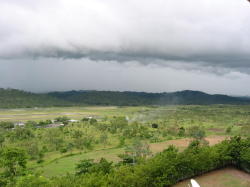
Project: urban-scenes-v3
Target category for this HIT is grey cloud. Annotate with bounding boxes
[0,0,250,71]
[1,0,250,95]
[1,58,250,95]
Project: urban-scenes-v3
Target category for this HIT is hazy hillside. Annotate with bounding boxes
[0,88,249,108]
[0,88,71,108]
[49,90,250,106]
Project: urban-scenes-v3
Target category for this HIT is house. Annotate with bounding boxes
[68,119,79,123]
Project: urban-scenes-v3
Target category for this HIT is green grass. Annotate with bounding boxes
[0,106,145,121]
[2,105,250,178]
[36,147,123,177]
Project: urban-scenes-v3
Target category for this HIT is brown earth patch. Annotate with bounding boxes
[205,135,228,145]
[150,136,227,154]
[208,128,225,132]
[173,167,250,187]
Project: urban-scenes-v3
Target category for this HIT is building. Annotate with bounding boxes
[14,122,25,127]
[45,123,64,128]
[68,119,79,123]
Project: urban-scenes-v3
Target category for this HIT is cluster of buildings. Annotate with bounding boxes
[14,118,80,129]
[12,115,97,129]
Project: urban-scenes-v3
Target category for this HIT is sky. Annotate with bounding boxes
[0,0,250,95]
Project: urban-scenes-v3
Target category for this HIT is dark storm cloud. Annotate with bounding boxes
[1,58,250,95]
[0,0,250,71]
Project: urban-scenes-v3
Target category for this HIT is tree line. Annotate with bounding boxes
[1,88,250,108]
[1,136,249,186]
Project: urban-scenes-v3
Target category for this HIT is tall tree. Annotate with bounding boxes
[0,147,27,177]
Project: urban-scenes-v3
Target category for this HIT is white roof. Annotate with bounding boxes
[68,119,78,122]
[14,122,25,126]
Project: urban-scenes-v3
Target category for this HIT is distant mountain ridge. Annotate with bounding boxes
[0,88,250,108]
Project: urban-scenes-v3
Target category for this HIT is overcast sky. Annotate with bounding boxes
[0,0,250,95]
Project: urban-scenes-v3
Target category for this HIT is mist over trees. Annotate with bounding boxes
[1,88,250,108]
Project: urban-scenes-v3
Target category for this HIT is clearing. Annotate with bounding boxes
[36,135,227,177]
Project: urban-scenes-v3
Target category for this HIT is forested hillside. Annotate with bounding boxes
[50,90,250,106]
[0,88,250,108]
[0,88,71,108]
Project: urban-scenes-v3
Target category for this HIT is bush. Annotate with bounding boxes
[76,158,112,175]
[60,147,68,154]
[0,121,14,129]
[5,137,250,187]
[187,126,206,140]
[15,175,50,187]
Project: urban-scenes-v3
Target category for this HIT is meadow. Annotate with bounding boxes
[0,105,250,186]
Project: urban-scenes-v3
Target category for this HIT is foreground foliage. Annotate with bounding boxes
[1,136,249,187]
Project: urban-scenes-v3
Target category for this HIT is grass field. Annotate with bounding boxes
[37,148,124,177]
[173,167,250,187]
[32,135,227,177]
[0,106,131,121]
[1,105,250,126]
[0,105,248,139]
[1,105,250,184]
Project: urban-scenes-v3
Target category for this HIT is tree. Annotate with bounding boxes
[99,133,108,147]
[0,147,27,177]
[117,136,126,147]
[25,121,37,128]
[187,126,206,140]
[89,158,113,174]
[120,139,151,164]
[89,118,97,125]
[37,151,45,164]
[151,123,158,128]
[226,126,232,134]
[178,127,185,137]
[75,159,94,175]
[0,121,14,129]
[11,127,34,140]
[26,142,40,160]
[110,116,128,133]
[0,134,5,147]
[82,117,89,122]
[75,158,112,175]
[55,116,70,125]
[44,129,64,151]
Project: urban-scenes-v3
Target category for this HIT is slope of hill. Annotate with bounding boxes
[0,88,71,108]
[0,88,249,108]
[49,90,250,106]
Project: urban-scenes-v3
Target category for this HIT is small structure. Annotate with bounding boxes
[14,122,25,127]
[45,123,64,128]
[68,119,79,123]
